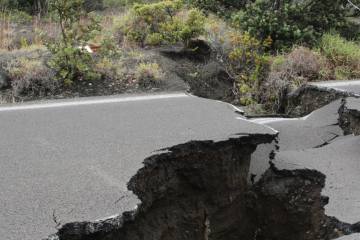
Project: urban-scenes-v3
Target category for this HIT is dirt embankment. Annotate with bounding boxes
[0,40,236,104]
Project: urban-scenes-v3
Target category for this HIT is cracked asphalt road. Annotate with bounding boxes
[310,80,360,95]
[251,99,360,227]
[0,93,275,240]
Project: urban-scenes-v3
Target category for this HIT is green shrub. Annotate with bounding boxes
[320,33,360,79]
[203,16,270,105]
[121,0,205,46]
[232,0,347,49]
[95,57,126,81]
[226,31,270,105]
[47,0,101,85]
[188,0,247,15]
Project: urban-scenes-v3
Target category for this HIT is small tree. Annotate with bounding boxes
[47,0,101,85]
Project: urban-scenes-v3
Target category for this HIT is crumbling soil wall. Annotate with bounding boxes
[284,85,358,117]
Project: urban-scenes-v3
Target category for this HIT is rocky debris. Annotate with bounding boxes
[284,84,358,117]
[339,97,360,135]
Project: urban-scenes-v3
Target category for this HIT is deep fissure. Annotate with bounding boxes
[47,132,360,240]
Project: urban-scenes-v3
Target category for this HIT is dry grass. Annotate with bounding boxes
[0,9,14,50]
[0,9,60,50]
[4,57,56,97]
[135,62,165,88]
[261,47,324,111]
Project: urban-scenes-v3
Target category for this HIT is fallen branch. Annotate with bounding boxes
[348,0,360,12]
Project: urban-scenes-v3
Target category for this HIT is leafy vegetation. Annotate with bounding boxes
[263,34,360,111]
[119,0,205,46]
[232,0,348,49]
[320,33,360,79]
[47,0,101,85]
[0,0,360,113]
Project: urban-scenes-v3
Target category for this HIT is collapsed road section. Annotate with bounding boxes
[2,92,360,240]
[45,98,360,240]
[0,93,276,240]
[284,80,360,117]
[47,137,359,240]
[253,95,360,240]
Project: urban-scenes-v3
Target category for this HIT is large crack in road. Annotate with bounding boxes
[47,92,360,240]
[47,135,360,240]
[2,90,360,240]
[46,95,360,240]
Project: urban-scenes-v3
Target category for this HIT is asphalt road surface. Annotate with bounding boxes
[310,79,360,95]
[336,233,360,240]
[0,93,275,240]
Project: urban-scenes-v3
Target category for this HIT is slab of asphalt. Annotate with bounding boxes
[346,97,360,110]
[0,93,275,240]
[252,99,343,151]
[309,80,360,95]
[275,135,360,224]
[248,100,344,183]
[250,99,360,225]
[336,233,360,240]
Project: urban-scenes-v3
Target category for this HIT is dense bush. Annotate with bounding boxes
[228,32,270,105]
[232,0,347,49]
[120,0,206,46]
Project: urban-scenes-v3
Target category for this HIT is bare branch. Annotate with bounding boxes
[348,0,360,12]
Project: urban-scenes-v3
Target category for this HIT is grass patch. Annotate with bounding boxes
[320,33,360,79]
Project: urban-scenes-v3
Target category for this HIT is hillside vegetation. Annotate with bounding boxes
[0,0,360,112]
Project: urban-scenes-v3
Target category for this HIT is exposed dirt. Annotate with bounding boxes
[156,40,235,102]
